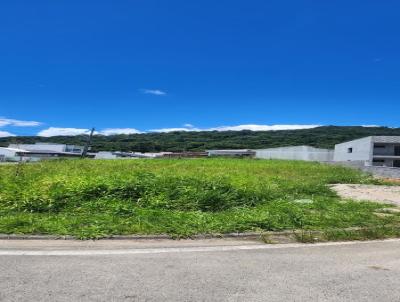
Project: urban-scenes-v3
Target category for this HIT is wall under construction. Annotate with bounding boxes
[255,146,334,162]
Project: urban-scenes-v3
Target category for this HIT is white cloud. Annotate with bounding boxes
[141,89,167,96]
[0,131,15,137]
[150,127,201,133]
[0,118,42,127]
[36,124,322,136]
[37,127,142,137]
[37,127,92,137]
[150,124,320,133]
[208,124,320,131]
[361,125,381,128]
[99,128,142,135]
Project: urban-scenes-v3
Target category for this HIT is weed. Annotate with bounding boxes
[0,158,398,239]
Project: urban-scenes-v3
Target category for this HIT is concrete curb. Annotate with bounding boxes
[0,232,263,241]
[1,226,399,243]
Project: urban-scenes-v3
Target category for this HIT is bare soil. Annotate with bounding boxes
[331,184,400,206]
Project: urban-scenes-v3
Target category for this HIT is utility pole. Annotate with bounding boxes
[81,127,95,158]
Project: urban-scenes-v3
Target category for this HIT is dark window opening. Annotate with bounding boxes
[374,144,386,149]
[373,159,385,163]
[347,148,353,153]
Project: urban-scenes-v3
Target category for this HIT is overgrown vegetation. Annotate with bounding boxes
[2,126,400,152]
[0,158,399,239]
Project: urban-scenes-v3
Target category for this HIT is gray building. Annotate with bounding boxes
[255,146,334,162]
[333,136,400,167]
[8,143,84,154]
[6,143,86,160]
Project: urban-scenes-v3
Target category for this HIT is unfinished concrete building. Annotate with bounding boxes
[333,136,400,167]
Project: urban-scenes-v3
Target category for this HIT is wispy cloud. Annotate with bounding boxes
[0,118,42,127]
[0,130,15,137]
[37,127,92,137]
[100,128,142,135]
[149,127,200,133]
[361,124,381,128]
[37,127,142,137]
[150,124,320,133]
[149,123,201,133]
[208,124,320,131]
[141,89,167,96]
[24,123,396,137]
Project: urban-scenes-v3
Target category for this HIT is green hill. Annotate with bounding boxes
[2,126,400,152]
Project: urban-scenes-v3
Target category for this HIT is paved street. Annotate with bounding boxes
[1,239,400,302]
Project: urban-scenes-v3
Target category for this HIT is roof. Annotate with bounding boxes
[0,147,28,152]
[16,150,82,156]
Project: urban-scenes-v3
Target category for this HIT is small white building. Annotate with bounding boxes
[0,147,30,162]
[8,143,84,154]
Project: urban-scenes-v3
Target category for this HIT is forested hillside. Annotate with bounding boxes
[1,126,400,152]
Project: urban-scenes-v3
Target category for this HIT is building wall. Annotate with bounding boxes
[333,137,373,163]
[0,148,18,158]
[362,166,400,178]
[94,152,117,159]
[9,144,66,152]
[0,148,29,162]
[255,146,334,162]
[327,161,400,179]
[8,143,83,153]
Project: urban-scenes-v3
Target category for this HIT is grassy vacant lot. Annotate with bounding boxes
[0,158,399,239]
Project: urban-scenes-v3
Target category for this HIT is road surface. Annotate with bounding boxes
[1,238,400,301]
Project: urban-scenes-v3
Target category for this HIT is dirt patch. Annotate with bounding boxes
[331,184,400,206]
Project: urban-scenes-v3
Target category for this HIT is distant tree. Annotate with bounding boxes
[1,126,400,152]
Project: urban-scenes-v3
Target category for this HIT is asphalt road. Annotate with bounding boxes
[1,239,400,302]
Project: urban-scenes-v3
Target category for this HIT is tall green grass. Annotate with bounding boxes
[0,158,397,238]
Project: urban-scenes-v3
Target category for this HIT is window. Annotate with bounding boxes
[347,148,353,153]
[374,144,385,149]
[373,159,384,163]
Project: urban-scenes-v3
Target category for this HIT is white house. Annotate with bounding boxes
[0,147,29,162]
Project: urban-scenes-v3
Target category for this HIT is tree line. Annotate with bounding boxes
[2,126,400,152]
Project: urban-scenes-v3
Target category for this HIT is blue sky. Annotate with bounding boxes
[0,0,399,136]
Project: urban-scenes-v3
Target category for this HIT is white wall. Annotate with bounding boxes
[9,144,66,152]
[94,152,117,159]
[255,146,334,162]
[0,148,26,162]
[333,137,373,163]
[0,148,18,157]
